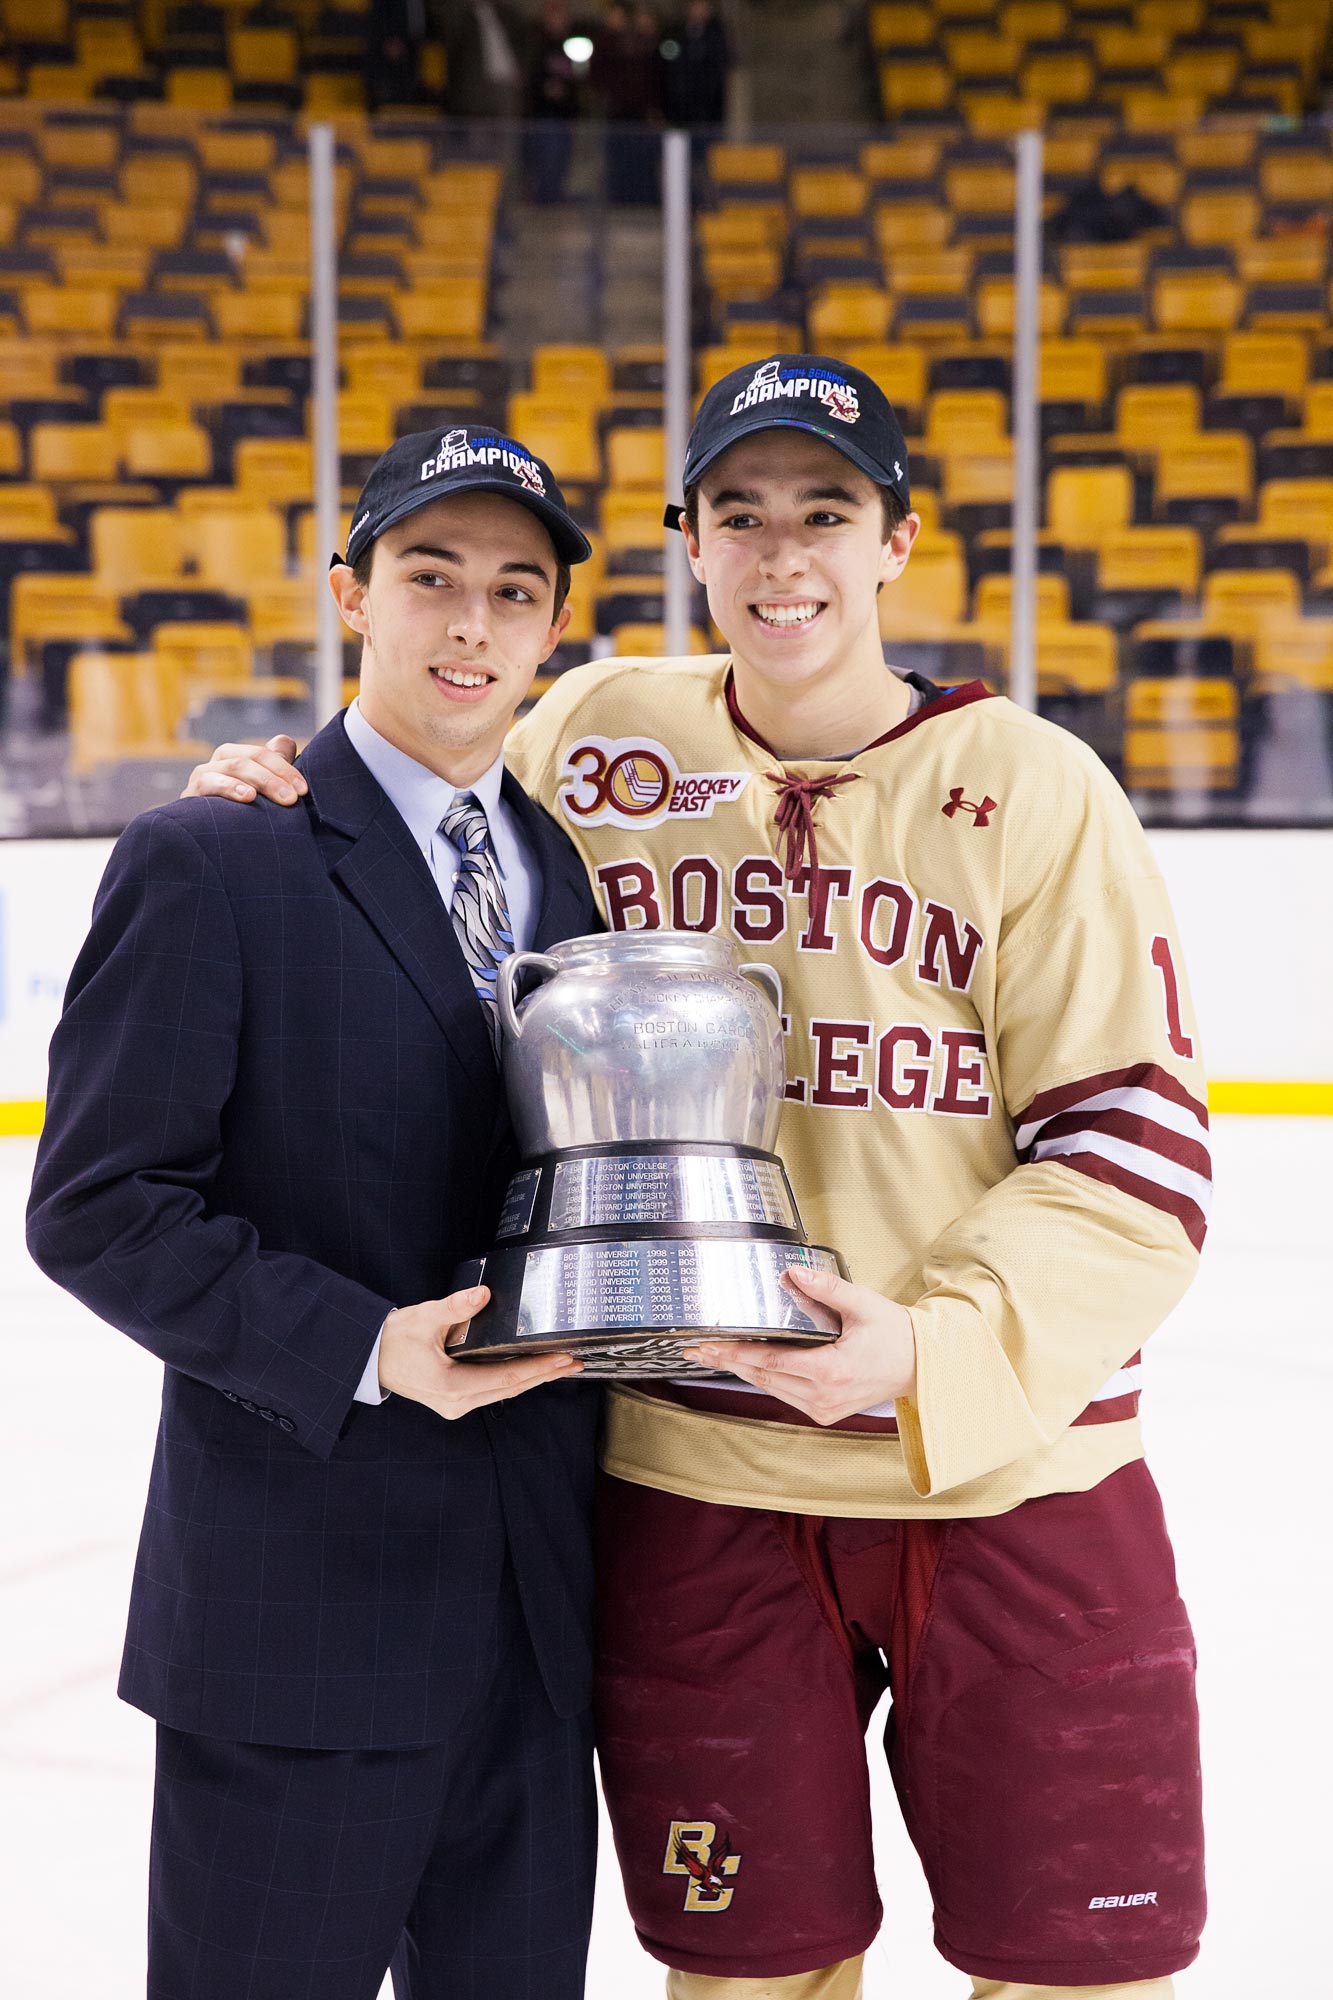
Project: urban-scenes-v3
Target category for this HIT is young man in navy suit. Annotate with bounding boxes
[28,430,604,2000]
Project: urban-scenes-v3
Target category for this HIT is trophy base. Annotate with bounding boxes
[451,1235,847,1379]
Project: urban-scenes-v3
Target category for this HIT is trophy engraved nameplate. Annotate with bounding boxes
[450,930,848,1379]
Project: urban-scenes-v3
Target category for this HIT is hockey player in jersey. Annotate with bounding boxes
[188,356,1209,2000]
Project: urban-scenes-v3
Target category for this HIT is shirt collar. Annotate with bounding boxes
[343,699,508,863]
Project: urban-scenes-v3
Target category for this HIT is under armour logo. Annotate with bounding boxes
[942,787,998,827]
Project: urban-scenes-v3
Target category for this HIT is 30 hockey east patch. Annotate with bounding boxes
[558,736,751,829]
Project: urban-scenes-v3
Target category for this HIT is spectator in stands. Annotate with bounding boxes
[1048,175,1169,245]
[591,3,663,204]
[439,0,529,121]
[662,0,730,131]
[368,0,427,107]
[523,0,581,203]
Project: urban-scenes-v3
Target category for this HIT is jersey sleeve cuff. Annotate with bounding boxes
[902,1295,1050,1497]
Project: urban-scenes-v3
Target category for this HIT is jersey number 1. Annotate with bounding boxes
[1150,935,1194,1060]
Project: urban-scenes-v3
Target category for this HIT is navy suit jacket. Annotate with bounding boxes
[28,713,602,1750]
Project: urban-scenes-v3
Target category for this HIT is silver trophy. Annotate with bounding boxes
[450,930,847,1378]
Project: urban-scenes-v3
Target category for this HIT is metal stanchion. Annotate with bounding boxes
[1010,126,1044,714]
[663,129,693,660]
[308,122,343,725]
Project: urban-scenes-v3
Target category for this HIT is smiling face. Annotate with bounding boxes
[683,431,918,723]
[329,491,570,785]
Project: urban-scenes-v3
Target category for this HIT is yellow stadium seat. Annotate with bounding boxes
[343,347,421,402]
[1040,337,1108,408]
[1201,568,1302,633]
[880,61,953,117]
[123,422,212,482]
[609,624,710,657]
[1238,240,1328,289]
[249,580,318,648]
[1116,384,1201,452]
[0,418,18,474]
[926,389,1008,454]
[1177,128,1258,174]
[122,152,197,207]
[879,537,969,638]
[90,506,185,585]
[708,144,785,191]
[236,438,314,503]
[395,285,487,343]
[1300,383,1333,440]
[166,68,233,109]
[1152,271,1244,335]
[1181,190,1262,249]
[808,285,891,346]
[873,202,953,253]
[53,244,150,289]
[1047,464,1134,545]
[1155,435,1252,517]
[0,338,59,399]
[1124,677,1238,793]
[189,508,288,585]
[22,286,118,339]
[212,290,304,341]
[31,423,119,483]
[337,392,393,455]
[1022,49,1095,103]
[0,483,60,535]
[1060,244,1149,301]
[1219,332,1310,400]
[26,64,96,100]
[1090,24,1169,70]
[1097,526,1202,597]
[861,138,942,182]
[1165,45,1240,98]
[1000,0,1067,33]
[101,390,192,449]
[152,622,255,697]
[606,429,665,491]
[945,30,1020,80]
[1257,478,1333,549]
[975,277,1067,340]
[532,346,612,405]
[790,169,868,220]
[11,576,128,668]
[705,247,783,306]
[1253,621,1333,693]
[943,450,1013,508]
[699,207,783,254]
[1259,148,1333,208]
[884,248,974,298]
[944,162,1016,217]
[1122,91,1204,136]
[844,343,927,414]
[601,491,668,554]
[196,128,278,176]
[869,3,934,49]
[230,25,298,84]
[505,409,600,488]
[158,344,245,401]
[973,572,1072,626]
[1036,622,1118,696]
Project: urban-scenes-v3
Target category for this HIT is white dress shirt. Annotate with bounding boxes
[342,699,543,1402]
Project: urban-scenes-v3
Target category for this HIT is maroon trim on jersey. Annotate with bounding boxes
[1074,1392,1141,1426]
[1031,1107,1212,1181]
[724,668,995,758]
[1016,1062,1209,1133]
[1057,1149,1208,1252]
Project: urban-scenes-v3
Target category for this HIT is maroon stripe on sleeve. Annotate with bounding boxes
[1016,1063,1209,1132]
[1055,1149,1208,1251]
[1029,1107,1212,1180]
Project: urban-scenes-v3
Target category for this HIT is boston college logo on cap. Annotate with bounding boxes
[731,360,861,425]
[515,457,546,493]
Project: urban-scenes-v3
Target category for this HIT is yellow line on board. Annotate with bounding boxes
[1,1086,1330,1136]
[1207,1081,1333,1116]
[0,1102,45,1136]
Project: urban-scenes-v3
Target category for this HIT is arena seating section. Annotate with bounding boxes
[2,0,1333,816]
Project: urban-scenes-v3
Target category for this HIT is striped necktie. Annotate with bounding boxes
[441,792,514,1060]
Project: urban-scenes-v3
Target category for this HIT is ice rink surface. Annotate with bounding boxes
[1,1117,1327,1999]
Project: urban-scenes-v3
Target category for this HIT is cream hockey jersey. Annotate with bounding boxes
[506,656,1211,1520]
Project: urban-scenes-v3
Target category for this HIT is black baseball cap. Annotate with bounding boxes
[337,424,593,572]
[665,353,911,529]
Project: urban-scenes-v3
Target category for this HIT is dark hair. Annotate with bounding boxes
[681,481,908,541]
[350,537,572,617]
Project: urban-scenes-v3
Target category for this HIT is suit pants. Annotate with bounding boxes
[146,1570,596,2000]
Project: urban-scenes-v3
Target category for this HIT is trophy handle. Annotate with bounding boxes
[498,951,560,1044]
[739,960,783,1019]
